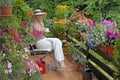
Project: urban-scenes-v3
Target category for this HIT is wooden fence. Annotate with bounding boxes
[67,37,115,80]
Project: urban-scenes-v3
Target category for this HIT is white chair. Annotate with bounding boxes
[30,40,53,59]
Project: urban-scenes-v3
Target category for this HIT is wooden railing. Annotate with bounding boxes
[67,36,115,80]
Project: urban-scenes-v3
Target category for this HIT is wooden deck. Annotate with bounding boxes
[30,54,83,80]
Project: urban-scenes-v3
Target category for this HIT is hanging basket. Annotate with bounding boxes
[0,6,13,17]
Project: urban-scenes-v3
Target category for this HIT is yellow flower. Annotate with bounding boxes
[56,5,68,9]
[54,19,66,26]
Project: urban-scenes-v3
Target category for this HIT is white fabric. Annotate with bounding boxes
[35,38,64,62]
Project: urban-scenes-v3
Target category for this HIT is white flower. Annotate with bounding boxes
[22,54,29,59]
[8,68,12,73]
[4,69,9,74]
[7,61,12,68]
[24,48,30,52]
[2,53,6,57]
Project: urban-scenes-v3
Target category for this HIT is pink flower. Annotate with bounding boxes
[19,32,24,37]
[22,21,28,29]
[0,30,3,35]
[8,28,18,36]
[22,21,28,26]
[105,30,119,39]
[26,60,40,76]
[3,45,9,53]
[88,22,96,28]
[11,36,21,44]
[31,30,43,37]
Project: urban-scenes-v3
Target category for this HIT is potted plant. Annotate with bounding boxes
[74,53,87,72]
[85,19,119,57]
[51,19,67,39]
[0,0,14,16]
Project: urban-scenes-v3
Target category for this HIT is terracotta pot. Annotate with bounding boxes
[57,34,67,40]
[0,6,12,16]
[98,45,114,57]
[75,64,86,72]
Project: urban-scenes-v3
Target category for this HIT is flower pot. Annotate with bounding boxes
[98,45,114,57]
[0,6,13,16]
[75,64,86,72]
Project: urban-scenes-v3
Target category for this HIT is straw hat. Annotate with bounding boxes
[33,9,46,16]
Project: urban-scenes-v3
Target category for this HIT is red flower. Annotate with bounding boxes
[19,32,24,37]
[11,36,21,44]
[22,21,28,29]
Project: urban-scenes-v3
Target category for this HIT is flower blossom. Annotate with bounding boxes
[4,61,12,74]
[22,54,29,59]
[103,20,117,27]
[19,32,24,37]
[105,30,119,39]
[0,30,3,35]
[26,60,40,76]
[31,30,43,37]
[11,36,21,43]
[22,21,28,29]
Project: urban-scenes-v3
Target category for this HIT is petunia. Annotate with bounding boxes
[103,20,113,27]
[112,21,117,27]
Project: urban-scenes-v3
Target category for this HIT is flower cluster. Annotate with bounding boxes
[31,30,43,37]
[55,5,69,19]
[0,21,41,80]
[85,19,119,47]
[26,60,40,76]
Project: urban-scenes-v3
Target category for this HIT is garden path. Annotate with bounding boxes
[30,54,83,80]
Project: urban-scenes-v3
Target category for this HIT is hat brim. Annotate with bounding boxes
[33,12,46,16]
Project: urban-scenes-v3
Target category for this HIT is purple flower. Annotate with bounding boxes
[105,30,119,39]
[88,22,96,28]
[112,21,117,27]
[103,20,113,27]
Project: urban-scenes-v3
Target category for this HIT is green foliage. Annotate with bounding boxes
[13,0,32,22]
[114,38,120,80]
[24,0,84,19]
[55,5,70,19]
[51,24,67,37]
[1,15,22,30]
[83,0,120,28]
[0,0,14,6]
